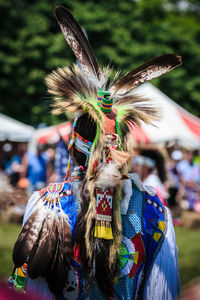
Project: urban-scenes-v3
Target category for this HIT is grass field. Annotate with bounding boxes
[175,226,200,288]
[0,222,21,280]
[0,221,200,290]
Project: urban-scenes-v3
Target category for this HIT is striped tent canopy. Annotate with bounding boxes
[131,83,200,149]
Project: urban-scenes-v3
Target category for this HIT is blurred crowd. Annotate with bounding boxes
[133,147,200,216]
[0,139,199,221]
[0,138,71,195]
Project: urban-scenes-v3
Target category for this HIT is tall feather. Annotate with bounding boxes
[58,212,72,269]
[111,54,182,95]
[45,214,72,295]
[55,6,104,86]
[13,205,47,268]
[27,210,56,279]
[42,221,59,278]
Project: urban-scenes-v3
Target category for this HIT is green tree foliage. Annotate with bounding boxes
[0,0,200,126]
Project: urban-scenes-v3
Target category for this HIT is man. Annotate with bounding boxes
[133,148,168,206]
[10,6,181,299]
[177,150,200,210]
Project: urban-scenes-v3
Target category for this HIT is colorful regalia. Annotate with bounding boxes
[10,5,181,300]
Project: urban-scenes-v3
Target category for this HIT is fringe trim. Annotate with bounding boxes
[141,208,180,300]
[94,220,113,239]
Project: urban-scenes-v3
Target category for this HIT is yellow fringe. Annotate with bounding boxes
[94,225,113,239]
[94,220,113,239]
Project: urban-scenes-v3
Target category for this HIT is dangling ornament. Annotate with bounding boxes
[94,188,113,240]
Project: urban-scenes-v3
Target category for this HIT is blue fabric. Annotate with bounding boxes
[11,155,21,164]
[60,182,78,232]
[142,207,180,300]
[113,185,145,300]
[42,181,79,234]
[142,193,166,289]
[55,137,75,181]
[76,183,166,300]
[40,178,167,300]
[49,180,84,300]
[26,152,47,185]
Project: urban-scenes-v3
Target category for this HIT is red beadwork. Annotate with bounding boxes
[96,188,113,220]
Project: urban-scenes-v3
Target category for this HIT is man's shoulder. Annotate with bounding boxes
[129,173,157,198]
[129,173,166,215]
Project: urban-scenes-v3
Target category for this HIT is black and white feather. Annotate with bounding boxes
[111,54,182,95]
[55,6,104,86]
[12,197,72,295]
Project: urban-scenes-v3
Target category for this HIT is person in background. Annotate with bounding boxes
[46,147,57,184]
[54,136,75,182]
[2,143,13,176]
[9,143,28,187]
[177,150,200,211]
[133,148,168,206]
[2,143,28,187]
[20,144,48,194]
[193,149,200,212]
[167,150,183,208]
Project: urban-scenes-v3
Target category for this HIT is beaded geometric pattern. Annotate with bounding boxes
[96,188,113,221]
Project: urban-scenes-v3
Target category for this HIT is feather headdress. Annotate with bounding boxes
[46,5,181,296]
[13,5,181,297]
[47,7,182,160]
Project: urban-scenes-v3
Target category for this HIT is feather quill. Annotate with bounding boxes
[111,54,182,95]
[55,6,104,86]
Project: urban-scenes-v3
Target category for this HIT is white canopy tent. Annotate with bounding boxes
[133,83,200,149]
[0,113,35,142]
